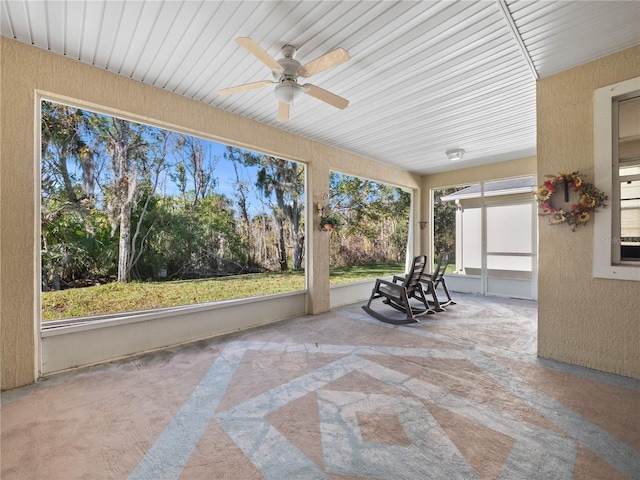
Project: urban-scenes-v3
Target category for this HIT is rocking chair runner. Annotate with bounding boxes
[420,252,456,310]
[362,255,436,324]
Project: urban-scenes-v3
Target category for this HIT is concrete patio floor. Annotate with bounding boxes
[2,294,639,479]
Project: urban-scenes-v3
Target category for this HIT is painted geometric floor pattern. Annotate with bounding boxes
[2,294,640,479]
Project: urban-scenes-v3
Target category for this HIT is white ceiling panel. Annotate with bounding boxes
[1,0,638,175]
[508,0,640,77]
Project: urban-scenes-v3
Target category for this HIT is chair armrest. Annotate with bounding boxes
[374,278,404,295]
[376,278,401,288]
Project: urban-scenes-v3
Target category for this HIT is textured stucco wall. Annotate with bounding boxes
[0,37,421,390]
[537,46,640,379]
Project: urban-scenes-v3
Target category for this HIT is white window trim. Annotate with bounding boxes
[593,76,640,281]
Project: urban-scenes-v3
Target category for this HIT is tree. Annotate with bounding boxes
[41,102,95,204]
[172,135,217,204]
[127,128,172,279]
[328,172,410,265]
[90,116,169,282]
[227,148,305,271]
[432,187,458,262]
[147,193,244,279]
[41,102,101,289]
[225,146,256,268]
[256,157,305,270]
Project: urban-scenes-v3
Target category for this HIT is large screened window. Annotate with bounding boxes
[40,100,306,321]
[433,185,474,274]
[327,172,410,283]
[594,77,640,281]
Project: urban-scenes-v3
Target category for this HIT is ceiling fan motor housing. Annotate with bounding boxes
[273,54,302,80]
[273,45,304,104]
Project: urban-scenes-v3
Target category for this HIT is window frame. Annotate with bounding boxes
[593,76,640,281]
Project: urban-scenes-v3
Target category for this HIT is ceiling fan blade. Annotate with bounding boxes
[302,84,349,110]
[236,37,283,73]
[277,101,290,121]
[298,47,350,78]
[218,80,273,95]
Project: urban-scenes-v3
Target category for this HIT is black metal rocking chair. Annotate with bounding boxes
[362,254,435,324]
[420,252,456,310]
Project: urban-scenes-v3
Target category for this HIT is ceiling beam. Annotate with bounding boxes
[496,0,539,80]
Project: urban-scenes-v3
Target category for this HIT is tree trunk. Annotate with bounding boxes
[117,201,132,282]
[291,198,303,270]
[108,119,137,282]
[276,217,287,271]
[231,161,254,266]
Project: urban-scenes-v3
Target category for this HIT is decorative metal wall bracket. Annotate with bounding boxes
[318,192,338,231]
[317,192,330,217]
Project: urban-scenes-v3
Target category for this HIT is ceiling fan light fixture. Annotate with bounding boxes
[446,148,465,161]
[275,81,303,104]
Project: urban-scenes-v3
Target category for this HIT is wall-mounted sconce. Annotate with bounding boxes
[446,148,465,161]
[419,221,428,230]
[317,192,329,217]
[317,192,339,231]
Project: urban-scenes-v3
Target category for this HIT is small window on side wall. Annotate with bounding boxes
[593,77,640,281]
[616,96,640,262]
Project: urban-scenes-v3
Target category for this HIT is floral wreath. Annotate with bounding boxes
[535,171,607,231]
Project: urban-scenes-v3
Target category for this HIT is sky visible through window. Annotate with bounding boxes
[45,102,291,217]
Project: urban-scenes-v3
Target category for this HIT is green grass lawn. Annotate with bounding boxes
[41,262,405,321]
[329,261,405,284]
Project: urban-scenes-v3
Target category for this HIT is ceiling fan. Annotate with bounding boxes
[218,37,350,121]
